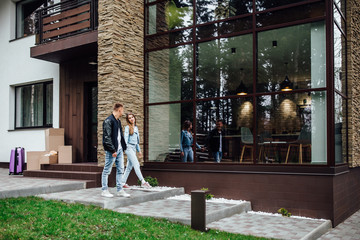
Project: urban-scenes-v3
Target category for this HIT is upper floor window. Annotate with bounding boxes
[16,0,50,38]
[15,82,53,128]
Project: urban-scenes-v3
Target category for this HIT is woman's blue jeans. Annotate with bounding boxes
[122,144,144,185]
[182,147,194,163]
[101,149,124,192]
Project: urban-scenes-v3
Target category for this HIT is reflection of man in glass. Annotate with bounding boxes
[206,120,228,163]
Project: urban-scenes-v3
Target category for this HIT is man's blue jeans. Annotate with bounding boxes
[213,151,223,163]
[101,149,124,192]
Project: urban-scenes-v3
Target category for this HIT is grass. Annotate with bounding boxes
[0,197,268,240]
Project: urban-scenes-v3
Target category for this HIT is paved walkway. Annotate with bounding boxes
[1,168,360,240]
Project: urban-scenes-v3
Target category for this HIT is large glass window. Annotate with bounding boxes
[196,98,253,163]
[197,34,253,99]
[146,0,193,35]
[15,82,53,128]
[257,21,326,93]
[147,45,193,103]
[256,91,327,164]
[145,0,344,166]
[196,0,252,25]
[335,93,346,164]
[256,0,308,12]
[147,102,193,162]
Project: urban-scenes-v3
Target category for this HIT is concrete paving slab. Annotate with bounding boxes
[319,210,360,240]
[0,168,86,199]
[114,197,251,225]
[207,212,331,240]
[38,187,185,209]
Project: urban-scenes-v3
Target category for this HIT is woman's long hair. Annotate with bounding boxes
[126,113,136,135]
[182,120,192,133]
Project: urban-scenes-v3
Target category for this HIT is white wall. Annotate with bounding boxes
[0,0,60,163]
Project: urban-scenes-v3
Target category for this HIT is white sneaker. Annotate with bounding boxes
[101,190,114,198]
[116,189,130,197]
[141,181,151,189]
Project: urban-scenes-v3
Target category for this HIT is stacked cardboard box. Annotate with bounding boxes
[26,128,74,170]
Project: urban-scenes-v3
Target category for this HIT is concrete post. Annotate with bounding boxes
[191,190,210,232]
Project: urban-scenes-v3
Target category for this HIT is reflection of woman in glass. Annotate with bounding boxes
[122,113,151,188]
[180,120,202,162]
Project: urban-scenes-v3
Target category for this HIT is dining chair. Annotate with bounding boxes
[240,127,253,162]
[258,131,272,162]
[285,126,311,164]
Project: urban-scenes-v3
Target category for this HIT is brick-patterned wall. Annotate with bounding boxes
[347,0,360,168]
[97,0,144,166]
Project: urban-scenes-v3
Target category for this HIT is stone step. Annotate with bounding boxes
[115,196,251,226]
[38,187,186,209]
[41,163,101,172]
[23,170,101,188]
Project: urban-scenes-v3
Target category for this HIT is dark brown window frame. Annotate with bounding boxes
[143,0,348,169]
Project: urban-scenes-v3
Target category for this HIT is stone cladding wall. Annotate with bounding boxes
[97,0,144,166]
[347,0,360,167]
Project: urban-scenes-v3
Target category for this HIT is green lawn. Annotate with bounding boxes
[0,197,268,240]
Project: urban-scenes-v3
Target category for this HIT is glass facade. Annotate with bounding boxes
[334,0,347,164]
[145,0,347,165]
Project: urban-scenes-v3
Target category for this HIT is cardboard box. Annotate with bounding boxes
[45,128,64,151]
[27,151,48,170]
[40,155,58,164]
[58,146,74,164]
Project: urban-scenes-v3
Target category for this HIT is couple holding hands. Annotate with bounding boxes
[101,103,150,198]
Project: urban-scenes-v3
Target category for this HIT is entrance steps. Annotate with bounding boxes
[23,163,103,188]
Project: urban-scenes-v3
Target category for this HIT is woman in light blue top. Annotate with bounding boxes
[180,120,202,162]
[122,113,151,188]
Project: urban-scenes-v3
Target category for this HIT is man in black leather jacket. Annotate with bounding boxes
[206,119,228,163]
[101,103,130,198]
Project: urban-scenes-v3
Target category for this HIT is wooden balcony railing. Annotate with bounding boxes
[35,0,98,44]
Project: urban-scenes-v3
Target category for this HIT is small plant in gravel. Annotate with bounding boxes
[138,176,158,187]
[200,187,214,200]
[278,208,292,217]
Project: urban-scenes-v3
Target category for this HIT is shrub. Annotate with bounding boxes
[200,187,214,200]
[278,208,292,217]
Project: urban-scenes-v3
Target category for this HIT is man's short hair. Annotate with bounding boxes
[113,103,123,110]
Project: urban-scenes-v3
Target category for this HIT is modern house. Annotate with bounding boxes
[1,0,359,227]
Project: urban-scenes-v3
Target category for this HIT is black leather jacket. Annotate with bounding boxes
[206,128,228,153]
[102,114,127,153]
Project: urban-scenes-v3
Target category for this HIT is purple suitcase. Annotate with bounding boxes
[9,147,25,175]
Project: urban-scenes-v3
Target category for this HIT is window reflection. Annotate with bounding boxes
[334,0,346,16]
[335,93,347,164]
[334,25,346,94]
[146,29,193,50]
[257,21,326,93]
[196,0,252,25]
[257,92,327,164]
[256,2,325,28]
[147,45,193,103]
[196,16,252,40]
[256,0,308,12]
[197,34,253,99]
[146,0,193,35]
[197,98,254,163]
[333,5,345,31]
[147,103,193,162]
